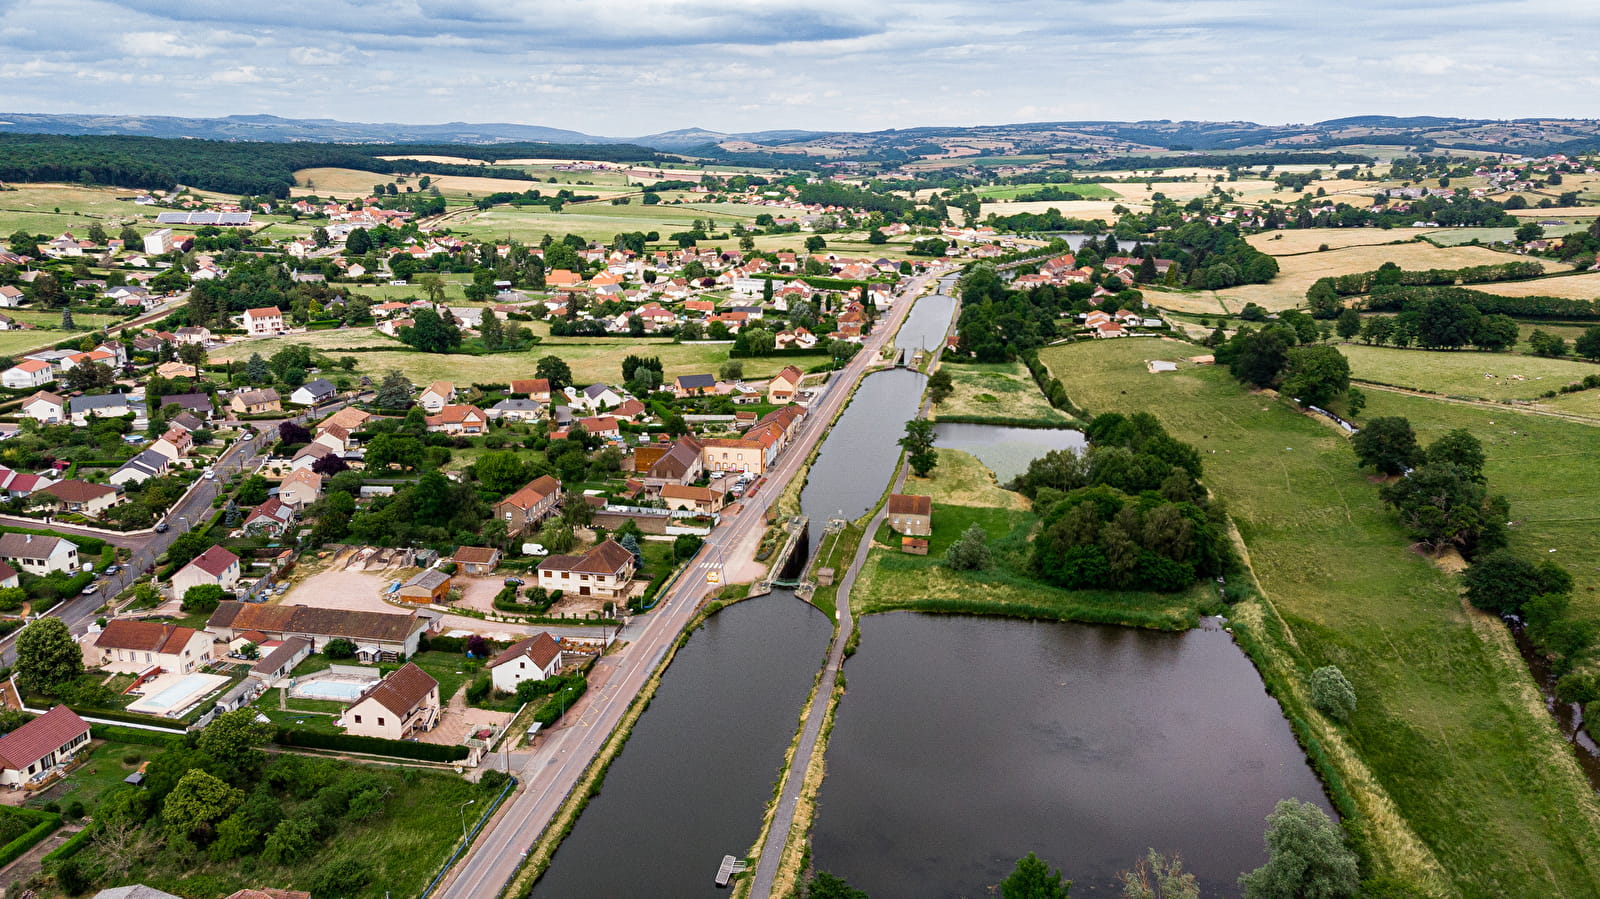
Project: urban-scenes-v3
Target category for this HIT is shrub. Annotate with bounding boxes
[479,768,511,793]
[323,638,357,660]
[271,727,469,762]
[1309,666,1357,722]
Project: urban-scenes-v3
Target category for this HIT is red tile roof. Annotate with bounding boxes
[185,545,240,578]
[0,706,88,771]
[95,619,201,654]
[489,632,561,671]
[354,662,437,716]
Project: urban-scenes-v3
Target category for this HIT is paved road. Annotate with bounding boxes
[0,429,267,667]
[433,268,951,899]
[747,278,958,898]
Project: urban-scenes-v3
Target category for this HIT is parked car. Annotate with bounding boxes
[80,583,100,595]
[103,565,121,576]
[504,576,525,587]
[154,521,170,533]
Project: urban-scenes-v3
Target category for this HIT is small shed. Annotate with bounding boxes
[397,569,452,604]
[901,537,929,555]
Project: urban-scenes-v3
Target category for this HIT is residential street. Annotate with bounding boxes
[432,268,947,899]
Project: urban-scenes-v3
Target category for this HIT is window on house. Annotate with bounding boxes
[354,715,361,723]
[378,717,386,726]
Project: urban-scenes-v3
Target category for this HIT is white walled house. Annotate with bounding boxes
[488,633,563,693]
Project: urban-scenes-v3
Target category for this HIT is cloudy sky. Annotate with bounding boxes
[3,0,1599,136]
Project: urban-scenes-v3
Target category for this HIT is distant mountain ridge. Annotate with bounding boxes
[0,111,1597,156]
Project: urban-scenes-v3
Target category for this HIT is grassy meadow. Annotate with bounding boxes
[1218,241,1548,312]
[1339,343,1600,400]
[931,360,1070,423]
[1467,271,1600,300]
[1039,337,1600,896]
[1246,229,1439,255]
[0,183,148,235]
[973,182,1119,200]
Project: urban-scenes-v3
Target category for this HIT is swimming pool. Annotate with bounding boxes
[126,672,229,716]
[292,678,372,701]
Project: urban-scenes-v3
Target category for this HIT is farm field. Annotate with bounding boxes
[973,182,1118,200]
[1247,228,1438,255]
[0,329,61,356]
[1339,343,1600,400]
[1505,206,1600,219]
[1100,178,1285,202]
[0,183,149,235]
[1217,241,1553,311]
[1040,337,1600,897]
[1540,387,1600,419]
[1142,288,1231,315]
[445,200,772,243]
[1424,224,1590,246]
[6,309,122,331]
[1466,271,1600,299]
[977,199,1147,221]
[931,360,1068,422]
[217,332,827,387]
[1359,388,1600,619]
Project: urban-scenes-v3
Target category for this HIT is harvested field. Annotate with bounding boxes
[1217,242,1556,311]
[1247,228,1438,255]
[1466,271,1600,300]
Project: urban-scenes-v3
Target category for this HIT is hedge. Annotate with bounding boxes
[0,808,62,868]
[272,727,471,762]
[67,706,179,728]
[89,723,184,747]
[533,678,588,727]
[41,821,95,864]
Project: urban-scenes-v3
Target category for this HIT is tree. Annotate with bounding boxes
[1472,314,1519,352]
[1573,325,1600,362]
[1351,416,1421,476]
[1238,799,1360,899]
[1226,328,1290,389]
[1462,549,1572,615]
[196,708,275,764]
[945,523,991,571]
[182,584,228,615]
[163,769,243,846]
[536,355,573,390]
[345,227,372,255]
[1425,429,1485,481]
[1001,852,1072,899]
[1528,329,1569,358]
[805,235,827,253]
[15,617,83,695]
[375,369,415,408]
[324,638,357,659]
[900,419,938,477]
[418,273,447,304]
[1306,280,1341,319]
[245,352,270,384]
[1279,345,1349,407]
[475,451,528,494]
[719,359,745,381]
[479,309,505,350]
[927,368,954,404]
[60,307,74,330]
[1309,666,1356,722]
[400,307,462,354]
[1118,849,1199,899]
[1515,221,1545,243]
[1334,308,1361,341]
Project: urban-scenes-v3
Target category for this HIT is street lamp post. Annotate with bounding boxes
[458,798,476,845]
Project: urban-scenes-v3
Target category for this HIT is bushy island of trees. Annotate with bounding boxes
[1009,412,1234,593]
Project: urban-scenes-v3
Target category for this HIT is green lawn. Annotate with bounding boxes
[7,310,124,331]
[931,360,1069,423]
[25,739,145,814]
[1040,338,1600,895]
[973,182,1119,200]
[0,183,150,236]
[0,329,63,357]
[1340,343,1600,400]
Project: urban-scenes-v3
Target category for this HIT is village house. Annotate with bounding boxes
[425,404,487,435]
[289,378,337,406]
[87,620,213,675]
[396,568,452,604]
[659,484,722,514]
[673,373,717,398]
[230,388,282,415]
[487,398,544,422]
[150,427,192,462]
[20,391,65,423]
[278,468,323,508]
[418,381,456,413]
[248,636,311,689]
[887,493,932,536]
[767,365,804,404]
[453,546,502,576]
[155,393,213,420]
[70,393,138,425]
[570,416,620,441]
[509,378,552,402]
[111,448,171,487]
[700,436,772,475]
[2,359,55,390]
[535,538,637,600]
[0,706,91,788]
[494,475,563,535]
[39,480,122,517]
[566,383,626,412]
[0,533,77,575]
[242,307,285,336]
[339,662,440,740]
[289,443,332,472]
[241,498,296,537]
[488,633,563,693]
[208,602,428,660]
[172,545,242,596]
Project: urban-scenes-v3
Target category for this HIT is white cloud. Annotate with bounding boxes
[289,47,344,66]
[120,31,215,58]
[213,66,264,83]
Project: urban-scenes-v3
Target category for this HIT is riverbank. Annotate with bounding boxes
[1040,338,1600,895]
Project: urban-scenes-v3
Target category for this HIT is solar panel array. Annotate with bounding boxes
[155,211,253,225]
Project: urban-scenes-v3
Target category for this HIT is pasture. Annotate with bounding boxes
[1217,241,1552,311]
[977,199,1147,222]
[973,182,1118,200]
[1467,271,1600,300]
[1339,343,1600,400]
[1040,337,1600,896]
[0,183,148,235]
[1247,228,1439,255]
[1424,224,1590,246]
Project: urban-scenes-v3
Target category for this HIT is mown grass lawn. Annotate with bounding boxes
[1040,337,1600,896]
[1340,343,1600,400]
[931,360,1068,423]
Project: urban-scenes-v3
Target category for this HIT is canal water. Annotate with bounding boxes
[931,422,1085,483]
[527,594,832,899]
[530,288,962,897]
[810,614,1333,898]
